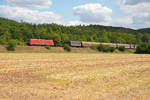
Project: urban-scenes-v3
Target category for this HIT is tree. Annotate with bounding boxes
[0,17,150,47]
[7,40,17,51]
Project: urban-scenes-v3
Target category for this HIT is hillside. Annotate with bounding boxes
[138,28,150,33]
[0,17,150,45]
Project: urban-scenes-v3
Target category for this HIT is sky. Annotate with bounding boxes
[0,0,150,29]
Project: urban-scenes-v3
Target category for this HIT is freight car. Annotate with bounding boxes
[65,41,82,47]
[81,42,101,47]
[81,41,136,49]
[27,39,54,46]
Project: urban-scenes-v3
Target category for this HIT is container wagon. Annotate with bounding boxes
[27,39,54,46]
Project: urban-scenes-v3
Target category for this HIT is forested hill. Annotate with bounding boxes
[138,28,150,33]
[0,17,150,45]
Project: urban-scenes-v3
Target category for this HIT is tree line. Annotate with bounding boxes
[0,17,150,46]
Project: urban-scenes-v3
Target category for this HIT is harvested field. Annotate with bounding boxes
[0,53,150,100]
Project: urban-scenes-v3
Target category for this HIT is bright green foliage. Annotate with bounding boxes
[90,46,98,50]
[45,46,51,50]
[0,17,150,46]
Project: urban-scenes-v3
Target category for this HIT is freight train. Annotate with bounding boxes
[27,39,137,49]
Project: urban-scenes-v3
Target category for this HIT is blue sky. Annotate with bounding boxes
[0,0,150,29]
[50,0,124,21]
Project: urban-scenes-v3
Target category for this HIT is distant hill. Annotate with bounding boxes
[0,17,150,45]
[88,25,137,34]
[137,28,150,33]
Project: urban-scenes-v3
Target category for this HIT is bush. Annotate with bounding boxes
[110,47,115,52]
[136,43,150,54]
[64,44,71,52]
[45,45,51,50]
[7,40,17,51]
[90,46,98,50]
[97,45,115,52]
[118,46,125,52]
[16,41,26,45]
[0,39,7,45]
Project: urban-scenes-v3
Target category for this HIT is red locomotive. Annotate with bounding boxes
[27,39,54,46]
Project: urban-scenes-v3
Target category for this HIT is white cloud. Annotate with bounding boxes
[5,0,52,9]
[62,20,86,26]
[111,16,133,26]
[118,0,150,28]
[123,0,150,5]
[0,5,61,24]
[73,3,112,24]
[121,2,150,14]
[1,0,149,29]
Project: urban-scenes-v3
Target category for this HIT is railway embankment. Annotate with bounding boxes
[0,45,97,53]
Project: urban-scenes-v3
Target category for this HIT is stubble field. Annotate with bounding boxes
[0,53,150,100]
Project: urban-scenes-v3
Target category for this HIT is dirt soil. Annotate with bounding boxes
[0,45,96,53]
[0,53,150,100]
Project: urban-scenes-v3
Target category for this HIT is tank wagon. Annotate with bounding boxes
[27,39,54,46]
